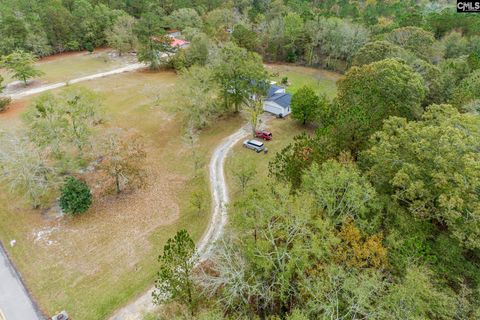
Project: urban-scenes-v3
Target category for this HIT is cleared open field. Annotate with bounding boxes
[0,69,244,319]
[0,49,131,86]
[226,65,339,196]
[267,64,340,98]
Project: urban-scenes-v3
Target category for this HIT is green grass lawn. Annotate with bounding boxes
[226,65,339,197]
[0,49,129,85]
[226,117,309,197]
[267,64,340,98]
[0,69,244,320]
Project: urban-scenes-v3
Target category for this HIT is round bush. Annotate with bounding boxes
[59,177,92,215]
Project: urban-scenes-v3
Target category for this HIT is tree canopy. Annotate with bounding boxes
[23,87,102,157]
[212,42,267,113]
[59,176,92,215]
[290,85,324,125]
[106,14,138,55]
[1,49,44,85]
[386,26,435,61]
[333,58,425,154]
[153,229,198,315]
[352,40,406,66]
[362,104,480,249]
[453,69,480,108]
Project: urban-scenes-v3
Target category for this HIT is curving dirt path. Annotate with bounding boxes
[109,123,252,320]
[196,125,251,257]
[109,113,274,319]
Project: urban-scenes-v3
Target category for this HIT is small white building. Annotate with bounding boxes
[263,85,292,117]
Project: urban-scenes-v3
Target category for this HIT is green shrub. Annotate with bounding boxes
[0,97,11,112]
[85,42,94,53]
[59,177,92,215]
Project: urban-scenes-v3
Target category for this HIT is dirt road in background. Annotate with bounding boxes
[5,63,146,100]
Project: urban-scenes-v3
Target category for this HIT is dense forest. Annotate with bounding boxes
[2,0,480,319]
[1,0,480,70]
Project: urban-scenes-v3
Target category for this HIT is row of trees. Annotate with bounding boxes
[112,2,480,73]
[117,1,480,75]
[0,0,122,56]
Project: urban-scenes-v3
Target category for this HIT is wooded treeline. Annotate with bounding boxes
[1,0,479,72]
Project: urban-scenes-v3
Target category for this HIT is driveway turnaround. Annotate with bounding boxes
[0,243,43,320]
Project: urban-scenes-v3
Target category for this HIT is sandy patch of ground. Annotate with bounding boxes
[26,140,186,280]
[0,100,28,120]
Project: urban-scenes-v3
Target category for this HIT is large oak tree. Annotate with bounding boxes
[212,42,267,113]
[333,58,425,155]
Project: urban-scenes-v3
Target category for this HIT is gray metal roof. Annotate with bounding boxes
[265,92,291,108]
[267,85,284,98]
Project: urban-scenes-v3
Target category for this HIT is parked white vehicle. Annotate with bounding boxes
[243,139,268,153]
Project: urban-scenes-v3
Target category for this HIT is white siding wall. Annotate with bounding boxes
[263,101,290,117]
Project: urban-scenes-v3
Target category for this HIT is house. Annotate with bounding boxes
[170,38,189,49]
[166,30,190,49]
[263,84,292,117]
[151,35,190,53]
[166,29,182,38]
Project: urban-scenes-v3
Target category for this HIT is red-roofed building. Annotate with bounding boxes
[170,38,189,49]
[151,35,190,50]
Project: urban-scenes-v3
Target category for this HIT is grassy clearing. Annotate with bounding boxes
[0,49,130,85]
[267,64,340,98]
[0,69,244,320]
[226,117,309,197]
[226,65,339,197]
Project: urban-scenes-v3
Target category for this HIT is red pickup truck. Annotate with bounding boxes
[255,130,273,141]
